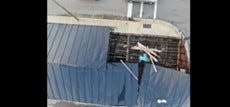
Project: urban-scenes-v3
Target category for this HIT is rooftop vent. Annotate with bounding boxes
[143,24,151,28]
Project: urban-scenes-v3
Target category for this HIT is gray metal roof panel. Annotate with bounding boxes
[139,65,190,107]
[75,26,91,66]
[48,24,59,54]
[47,24,53,38]
[48,63,61,99]
[53,25,73,63]
[48,24,111,68]
[48,61,190,106]
[47,63,139,106]
[48,24,66,62]
[68,25,84,65]
[60,25,79,64]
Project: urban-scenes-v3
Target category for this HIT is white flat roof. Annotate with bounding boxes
[48,16,182,38]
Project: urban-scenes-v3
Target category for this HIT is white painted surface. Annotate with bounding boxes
[48,16,182,38]
[157,99,167,103]
[127,2,133,18]
[139,2,143,18]
[153,0,157,19]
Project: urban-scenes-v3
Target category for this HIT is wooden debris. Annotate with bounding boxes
[133,42,162,72]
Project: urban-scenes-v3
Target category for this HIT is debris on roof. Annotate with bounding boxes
[48,23,190,106]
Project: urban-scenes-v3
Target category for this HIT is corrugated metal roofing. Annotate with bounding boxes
[139,65,190,107]
[47,23,190,106]
[48,63,138,106]
[48,23,111,69]
[47,23,138,106]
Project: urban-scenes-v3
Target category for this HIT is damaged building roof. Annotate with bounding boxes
[47,23,190,106]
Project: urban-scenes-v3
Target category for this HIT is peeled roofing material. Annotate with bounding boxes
[47,23,190,106]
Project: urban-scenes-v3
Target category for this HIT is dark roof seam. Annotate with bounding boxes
[165,72,174,97]
[181,80,191,104]
[51,65,62,99]
[89,69,93,102]
[76,70,81,101]
[104,28,110,43]
[82,26,92,66]
[103,70,106,103]
[97,68,100,103]
[91,26,99,62]
[48,61,79,68]
[145,67,159,101]
[74,26,86,65]
[48,24,54,39]
[67,25,79,64]
[69,26,82,65]
[68,67,74,101]
[177,75,184,105]
[48,24,60,55]
[53,24,67,62]
[60,66,68,100]
[60,24,73,63]
[48,25,58,55]
[47,74,55,98]
[102,28,109,61]
[47,24,51,38]
[166,73,180,104]
[100,28,106,62]
[48,61,178,72]
[63,25,77,64]
[83,68,87,102]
